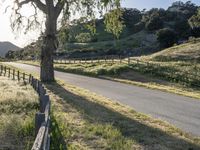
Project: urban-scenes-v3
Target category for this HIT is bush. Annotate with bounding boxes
[145,16,163,31]
[75,33,95,43]
[133,22,145,33]
[157,28,177,48]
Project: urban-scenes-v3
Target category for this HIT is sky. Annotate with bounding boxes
[0,0,200,47]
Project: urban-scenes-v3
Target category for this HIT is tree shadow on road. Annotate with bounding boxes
[46,82,200,150]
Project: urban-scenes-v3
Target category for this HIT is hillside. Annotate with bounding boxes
[147,38,200,62]
[64,30,158,58]
[8,1,200,60]
[0,42,20,57]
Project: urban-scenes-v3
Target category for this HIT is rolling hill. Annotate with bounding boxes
[148,38,200,62]
[0,42,20,57]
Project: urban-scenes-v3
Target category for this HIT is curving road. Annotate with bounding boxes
[4,62,200,136]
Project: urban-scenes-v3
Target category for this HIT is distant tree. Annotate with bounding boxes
[174,20,191,39]
[189,8,200,37]
[168,1,198,20]
[189,8,200,28]
[5,50,15,59]
[104,9,125,40]
[145,16,163,31]
[142,8,165,31]
[122,8,142,28]
[75,33,94,43]
[157,28,177,48]
[58,26,70,47]
[133,22,145,33]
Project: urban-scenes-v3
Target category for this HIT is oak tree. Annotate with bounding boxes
[4,0,122,82]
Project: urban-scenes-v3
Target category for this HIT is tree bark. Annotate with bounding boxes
[40,35,56,82]
[40,5,57,82]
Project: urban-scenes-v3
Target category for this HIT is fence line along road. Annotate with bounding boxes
[0,65,51,150]
[53,56,200,88]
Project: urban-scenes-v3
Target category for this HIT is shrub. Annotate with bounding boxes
[75,33,94,43]
[145,16,163,31]
[133,22,145,33]
[157,28,177,48]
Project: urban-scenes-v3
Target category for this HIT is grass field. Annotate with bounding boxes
[0,76,38,150]
[2,64,200,149]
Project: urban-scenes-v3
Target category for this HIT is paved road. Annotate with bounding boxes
[5,62,200,136]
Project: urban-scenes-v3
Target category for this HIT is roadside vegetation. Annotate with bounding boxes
[0,76,38,150]
[47,80,200,149]
[2,61,200,149]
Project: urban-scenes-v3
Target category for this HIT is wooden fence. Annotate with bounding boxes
[54,56,200,88]
[126,58,200,88]
[0,65,51,150]
[54,55,127,64]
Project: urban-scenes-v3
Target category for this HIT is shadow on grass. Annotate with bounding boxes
[50,115,67,150]
[46,82,200,150]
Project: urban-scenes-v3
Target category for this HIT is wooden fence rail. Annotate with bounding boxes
[128,58,200,88]
[54,56,200,88]
[54,55,127,64]
[0,65,51,150]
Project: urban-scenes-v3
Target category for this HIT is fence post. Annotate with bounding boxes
[40,86,46,96]
[128,57,130,65]
[29,74,32,84]
[0,65,3,75]
[13,69,15,80]
[8,68,10,78]
[40,94,50,113]
[35,112,45,136]
[4,66,6,76]
[23,73,25,81]
[17,71,20,81]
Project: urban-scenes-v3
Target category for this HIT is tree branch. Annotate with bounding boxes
[33,0,47,13]
[55,0,65,18]
[18,0,32,7]
[17,0,47,13]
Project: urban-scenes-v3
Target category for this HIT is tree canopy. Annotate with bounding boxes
[3,0,123,82]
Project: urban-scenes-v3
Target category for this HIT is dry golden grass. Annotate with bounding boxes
[47,80,200,150]
[0,76,38,150]
[2,63,200,149]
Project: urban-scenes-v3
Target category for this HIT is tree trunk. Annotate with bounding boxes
[40,9,57,82]
[40,35,56,82]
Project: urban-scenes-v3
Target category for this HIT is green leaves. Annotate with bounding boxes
[104,9,125,40]
[189,8,200,29]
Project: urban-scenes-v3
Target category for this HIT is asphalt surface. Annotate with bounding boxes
[5,62,200,136]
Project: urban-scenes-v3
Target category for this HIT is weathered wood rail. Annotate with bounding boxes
[54,55,126,64]
[0,65,51,150]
